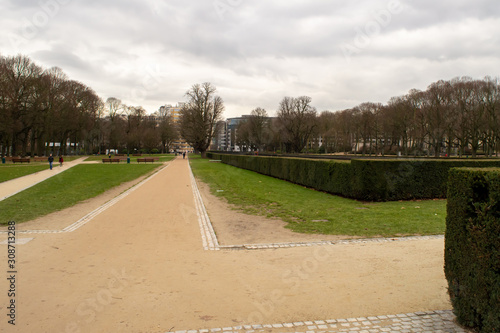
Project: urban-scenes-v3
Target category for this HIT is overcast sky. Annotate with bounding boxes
[1,0,499,118]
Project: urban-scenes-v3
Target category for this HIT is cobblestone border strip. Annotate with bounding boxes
[219,235,445,251]
[0,164,170,235]
[188,161,220,251]
[167,310,469,333]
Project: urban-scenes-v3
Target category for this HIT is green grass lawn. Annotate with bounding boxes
[0,164,160,225]
[189,155,446,237]
[0,165,49,183]
[84,154,175,163]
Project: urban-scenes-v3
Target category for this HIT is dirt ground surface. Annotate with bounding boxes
[0,156,451,333]
[197,182,357,245]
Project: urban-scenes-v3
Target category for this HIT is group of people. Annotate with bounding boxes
[47,154,63,170]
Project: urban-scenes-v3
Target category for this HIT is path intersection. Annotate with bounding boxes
[0,157,469,333]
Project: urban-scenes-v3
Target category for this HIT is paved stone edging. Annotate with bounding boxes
[189,161,220,250]
[219,235,445,251]
[168,310,469,333]
[0,163,170,235]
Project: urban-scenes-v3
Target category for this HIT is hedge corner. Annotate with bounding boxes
[445,167,500,332]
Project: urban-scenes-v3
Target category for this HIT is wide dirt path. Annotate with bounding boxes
[0,157,451,333]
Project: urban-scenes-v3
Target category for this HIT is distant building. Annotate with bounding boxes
[211,120,228,151]
[158,103,193,153]
[211,115,253,151]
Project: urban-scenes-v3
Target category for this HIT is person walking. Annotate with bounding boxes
[48,154,54,170]
[182,152,186,159]
[59,155,64,167]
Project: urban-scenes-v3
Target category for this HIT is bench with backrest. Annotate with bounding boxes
[12,158,31,163]
[102,158,121,163]
[137,158,155,163]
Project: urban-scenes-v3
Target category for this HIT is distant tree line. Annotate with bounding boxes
[99,97,178,155]
[0,54,178,156]
[235,77,500,157]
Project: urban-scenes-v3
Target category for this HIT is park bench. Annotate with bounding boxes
[102,158,121,163]
[12,158,31,163]
[137,158,155,163]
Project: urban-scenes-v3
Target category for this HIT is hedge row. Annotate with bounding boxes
[445,168,500,332]
[207,153,500,201]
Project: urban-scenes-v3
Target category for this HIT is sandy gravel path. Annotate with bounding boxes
[0,157,451,333]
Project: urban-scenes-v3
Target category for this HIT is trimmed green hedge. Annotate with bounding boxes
[207,153,500,201]
[445,168,500,332]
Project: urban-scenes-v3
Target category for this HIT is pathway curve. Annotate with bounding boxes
[0,157,469,333]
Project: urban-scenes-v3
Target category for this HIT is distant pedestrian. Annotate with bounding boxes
[59,155,64,167]
[48,154,54,170]
[183,152,186,159]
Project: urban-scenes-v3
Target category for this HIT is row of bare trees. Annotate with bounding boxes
[0,54,102,156]
[236,97,318,153]
[0,55,179,156]
[100,97,178,154]
[236,77,500,157]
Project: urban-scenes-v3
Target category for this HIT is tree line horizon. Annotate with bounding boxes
[229,76,500,158]
[1,54,499,158]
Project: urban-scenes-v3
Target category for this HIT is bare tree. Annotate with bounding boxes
[104,97,124,152]
[156,109,178,153]
[235,120,251,152]
[276,96,317,153]
[1,55,44,156]
[482,76,500,156]
[179,82,224,158]
[424,80,454,157]
[317,111,336,153]
[246,107,271,151]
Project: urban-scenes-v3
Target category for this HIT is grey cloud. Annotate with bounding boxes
[2,0,499,117]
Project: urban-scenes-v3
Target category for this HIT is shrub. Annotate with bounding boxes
[206,153,500,201]
[445,168,500,332]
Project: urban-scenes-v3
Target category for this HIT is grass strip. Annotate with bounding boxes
[0,165,49,183]
[189,155,446,237]
[0,164,159,225]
